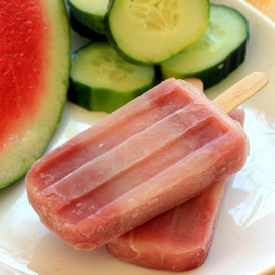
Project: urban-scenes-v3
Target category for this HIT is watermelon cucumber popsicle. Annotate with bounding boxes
[25,76,256,250]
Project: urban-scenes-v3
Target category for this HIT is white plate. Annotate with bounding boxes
[1,0,275,274]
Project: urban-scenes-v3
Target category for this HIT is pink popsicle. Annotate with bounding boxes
[25,78,249,250]
[107,109,244,272]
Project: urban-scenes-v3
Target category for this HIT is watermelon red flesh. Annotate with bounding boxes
[0,0,48,148]
[106,109,245,272]
[26,79,248,250]
[0,0,70,187]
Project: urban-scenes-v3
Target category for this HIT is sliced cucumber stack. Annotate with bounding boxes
[105,0,210,65]
[160,4,249,89]
[68,42,156,113]
[67,0,108,34]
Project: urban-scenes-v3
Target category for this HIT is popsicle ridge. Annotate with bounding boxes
[28,80,191,193]
[26,78,249,250]
[53,115,228,221]
[41,103,219,209]
[76,121,246,243]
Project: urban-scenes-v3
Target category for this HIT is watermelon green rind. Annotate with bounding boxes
[0,0,70,188]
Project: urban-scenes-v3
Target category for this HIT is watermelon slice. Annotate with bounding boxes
[0,0,70,188]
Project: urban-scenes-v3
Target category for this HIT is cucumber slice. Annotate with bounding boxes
[160,4,249,89]
[68,42,156,113]
[67,0,108,34]
[105,0,210,65]
[69,12,107,41]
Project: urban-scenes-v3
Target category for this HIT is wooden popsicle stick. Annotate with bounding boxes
[185,77,204,92]
[213,72,269,114]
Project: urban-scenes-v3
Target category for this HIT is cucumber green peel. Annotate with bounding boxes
[68,42,156,113]
[68,0,109,34]
[69,12,107,41]
[105,0,210,65]
[160,4,249,89]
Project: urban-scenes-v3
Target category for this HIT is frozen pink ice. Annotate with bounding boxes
[106,109,244,272]
[25,79,249,250]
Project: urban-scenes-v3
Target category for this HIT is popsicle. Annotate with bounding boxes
[106,104,245,272]
[25,74,264,250]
